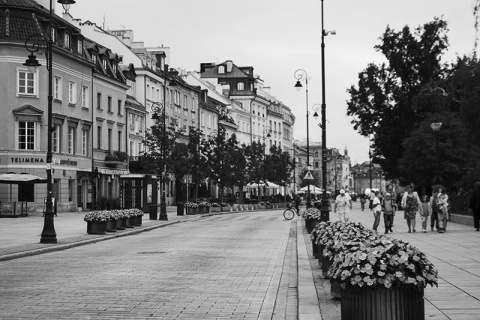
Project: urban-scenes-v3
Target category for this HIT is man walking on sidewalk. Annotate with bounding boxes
[334,189,352,223]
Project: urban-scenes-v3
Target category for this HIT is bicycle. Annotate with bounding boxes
[283,203,299,220]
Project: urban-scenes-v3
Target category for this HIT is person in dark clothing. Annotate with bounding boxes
[469,182,480,231]
[294,194,302,214]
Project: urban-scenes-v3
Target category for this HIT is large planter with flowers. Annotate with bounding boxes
[330,278,342,300]
[129,209,143,226]
[328,227,438,320]
[198,202,211,213]
[84,211,110,234]
[185,202,198,215]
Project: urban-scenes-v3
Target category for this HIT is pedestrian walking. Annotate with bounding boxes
[382,192,396,234]
[430,189,440,231]
[360,192,366,211]
[420,195,432,233]
[469,182,480,231]
[401,184,421,233]
[437,188,449,232]
[372,191,382,233]
[334,189,352,223]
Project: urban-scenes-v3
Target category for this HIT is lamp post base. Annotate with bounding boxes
[40,213,57,244]
[159,196,168,221]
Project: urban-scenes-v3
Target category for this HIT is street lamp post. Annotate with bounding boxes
[151,101,168,221]
[431,122,443,185]
[320,0,335,222]
[23,0,76,243]
[294,69,312,208]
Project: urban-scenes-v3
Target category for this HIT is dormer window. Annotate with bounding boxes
[237,82,245,91]
[64,34,70,49]
[77,40,82,53]
[218,66,225,74]
[102,58,107,70]
[112,64,117,74]
[92,55,97,64]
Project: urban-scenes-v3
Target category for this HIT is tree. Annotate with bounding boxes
[244,141,264,202]
[187,127,206,202]
[222,134,247,202]
[347,18,449,183]
[264,145,293,188]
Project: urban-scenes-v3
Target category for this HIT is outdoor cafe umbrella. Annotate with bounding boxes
[0,172,47,201]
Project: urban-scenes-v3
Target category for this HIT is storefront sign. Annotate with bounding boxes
[52,158,78,166]
[10,157,45,163]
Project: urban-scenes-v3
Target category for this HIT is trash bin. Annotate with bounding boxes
[177,202,184,216]
[149,205,158,220]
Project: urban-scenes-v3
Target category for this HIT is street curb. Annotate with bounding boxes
[297,219,323,320]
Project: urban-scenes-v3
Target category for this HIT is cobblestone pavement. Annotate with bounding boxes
[0,210,302,320]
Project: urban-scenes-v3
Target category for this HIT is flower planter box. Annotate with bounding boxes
[125,217,135,228]
[211,207,220,212]
[266,204,273,209]
[330,278,341,300]
[116,218,126,230]
[258,205,266,209]
[203,206,210,213]
[134,215,142,226]
[106,219,117,232]
[221,206,229,212]
[187,207,197,215]
[305,219,320,234]
[87,221,107,234]
[340,285,424,320]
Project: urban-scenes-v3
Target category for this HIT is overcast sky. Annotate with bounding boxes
[66,0,477,164]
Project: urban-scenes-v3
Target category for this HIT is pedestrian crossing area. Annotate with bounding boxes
[200,211,290,222]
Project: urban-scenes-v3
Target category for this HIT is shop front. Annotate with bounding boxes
[0,153,92,213]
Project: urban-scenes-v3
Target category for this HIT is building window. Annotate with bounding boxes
[107,128,112,152]
[117,99,122,115]
[112,64,117,74]
[81,86,89,108]
[97,93,102,109]
[97,126,102,149]
[81,129,89,156]
[68,127,75,154]
[77,40,82,53]
[18,121,36,150]
[107,96,112,112]
[18,70,36,95]
[64,34,70,49]
[218,65,225,74]
[68,81,76,104]
[237,82,244,91]
[92,55,97,64]
[102,58,107,70]
[54,76,62,100]
[53,124,61,153]
[118,131,122,151]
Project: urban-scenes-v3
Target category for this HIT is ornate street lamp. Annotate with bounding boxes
[319,0,335,221]
[294,68,312,208]
[151,101,168,221]
[23,0,76,244]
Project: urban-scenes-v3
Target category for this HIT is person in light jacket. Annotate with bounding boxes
[401,184,421,233]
